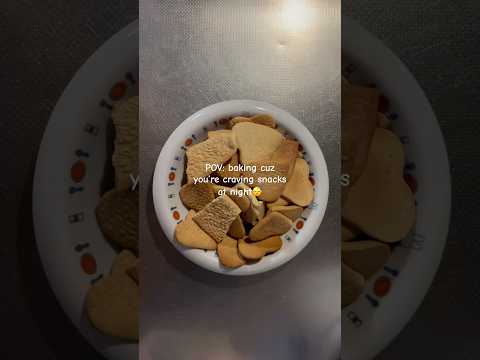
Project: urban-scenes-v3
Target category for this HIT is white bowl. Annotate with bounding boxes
[152,100,329,276]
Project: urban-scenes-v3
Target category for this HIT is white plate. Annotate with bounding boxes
[341,18,451,359]
[33,21,138,360]
[152,100,329,276]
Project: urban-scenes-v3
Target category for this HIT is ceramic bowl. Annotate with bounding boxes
[152,99,329,276]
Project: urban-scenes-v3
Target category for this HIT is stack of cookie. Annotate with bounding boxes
[176,114,315,269]
[341,80,416,307]
[87,96,139,341]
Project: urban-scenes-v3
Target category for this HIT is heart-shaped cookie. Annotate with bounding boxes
[175,210,217,250]
[249,212,292,241]
[342,240,391,279]
[217,236,246,268]
[233,122,284,164]
[86,250,139,341]
[342,128,415,243]
[282,158,314,207]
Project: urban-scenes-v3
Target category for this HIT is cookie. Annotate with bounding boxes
[238,236,283,260]
[111,96,138,190]
[342,240,391,279]
[266,197,289,209]
[244,139,299,202]
[282,158,314,207]
[179,183,215,211]
[232,122,284,164]
[241,187,265,225]
[96,189,138,252]
[342,83,379,186]
[208,129,234,139]
[228,114,277,129]
[86,252,139,341]
[342,128,415,243]
[175,210,217,250]
[228,216,246,239]
[112,250,139,284]
[217,236,246,268]
[217,152,241,180]
[253,236,283,253]
[268,205,303,221]
[112,250,137,276]
[238,237,266,260]
[193,195,241,242]
[227,183,251,212]
[249,212,292,241]
[185,136,237,183]
[341,263,365,308]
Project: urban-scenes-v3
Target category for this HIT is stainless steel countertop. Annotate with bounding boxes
[140,1,341,359]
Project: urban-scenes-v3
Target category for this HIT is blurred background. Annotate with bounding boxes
[2,0,479,359]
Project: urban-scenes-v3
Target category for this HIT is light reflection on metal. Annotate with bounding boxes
[279,0,314,34]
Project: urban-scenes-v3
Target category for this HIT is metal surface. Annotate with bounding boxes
[140,1,341,359]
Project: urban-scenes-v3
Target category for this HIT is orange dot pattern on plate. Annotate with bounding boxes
[169,172,176,181]
[109,81,127,100]
[81,253,97,275]
[373,276,391,297]
[185,138,193,146]
[70,160,86,182]
[173,211,180,220]
[295,221,304,230]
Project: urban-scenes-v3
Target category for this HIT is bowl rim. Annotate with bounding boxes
[152,99,329,276]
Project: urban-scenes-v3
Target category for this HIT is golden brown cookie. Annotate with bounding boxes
[96,189,138,252]
[232,122,284,164]
[249,212,292,241]
[179,183,215,211]
[227,216,246,239]
[217,153,241,180]
[282,158,314,207]
[175,210,217,250]
[254,236,283,253]
[227,183,251,212]
[112,250,137,276]
[238,236,283,260]
[242,188,265,225]
[268,205,303,221]
[86,252,139,341]
[185,136,237,183]
[243,139,299,202]
[193,195,241,242]
[238,238,266,260]
[217,236,246,268]
[228,114,277,129]
[342,240,391,279]
[342,128,415,243]
[266,197,289,209]
[111,96,138,190]
[342,83,379,186]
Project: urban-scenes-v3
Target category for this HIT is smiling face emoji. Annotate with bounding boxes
[252,186,262,197]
